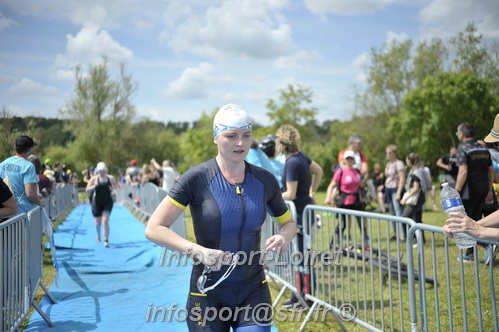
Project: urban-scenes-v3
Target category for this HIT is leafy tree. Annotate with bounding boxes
[392,71,497,165]
[60,58,137,170]
[450,22,490,78]
[413,39,448,87]
[178,109,218,172]
[0,107,18,161]
[266,84,318,139]
[360,39,413,116]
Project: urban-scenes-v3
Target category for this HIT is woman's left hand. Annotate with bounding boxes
[400,198,406,206]
[265,234,287,253]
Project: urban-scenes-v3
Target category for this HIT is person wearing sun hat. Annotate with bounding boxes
[85,161,117,247]
[484,114,499,144]
[145,104,296,331]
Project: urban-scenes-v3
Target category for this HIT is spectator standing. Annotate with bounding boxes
[53,162,63,185]
[141,163,160,186]
[0,135,45,214]
[421,161,438,211]
[371,162,386,213]
[325,150,370,242]
[436,146,459,188]
[276,124,323,309]
[455,122,494,263]
[125,159,140,184]
[27,155,52,197]
[400,153,427,245]
[0,177,18,220]
[259,135,284,187]
[338,134,368,177]
[384,144,406,240]
[151,158,178,193]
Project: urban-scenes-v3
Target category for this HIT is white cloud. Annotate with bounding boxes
[352,52,369,68]
[0,12,16,31]
[7,78,58,96]
[386,30,410,43]
[304,0,397,17]
[1,0,167,31]
[163,62,216,99]
[419,0,499,39]
[167,0,293,59]
[52,69,75,81]
[55,23,134,67]
[70,5,115,29]
[273,50,323,69]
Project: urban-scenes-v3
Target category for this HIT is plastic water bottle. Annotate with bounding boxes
[440,183,476,249]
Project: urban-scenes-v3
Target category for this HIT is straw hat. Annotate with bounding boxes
[484,114,499,143]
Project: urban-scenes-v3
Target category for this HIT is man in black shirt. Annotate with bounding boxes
[455,122,494,262]
[436,146,458,187]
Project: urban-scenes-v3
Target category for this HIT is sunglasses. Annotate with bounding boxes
[197,254,239,294]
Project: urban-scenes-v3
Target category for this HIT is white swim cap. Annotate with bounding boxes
[213,104,252,139]
[96,162,107,171]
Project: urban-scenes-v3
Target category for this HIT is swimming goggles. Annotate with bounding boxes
[197,254,239,294]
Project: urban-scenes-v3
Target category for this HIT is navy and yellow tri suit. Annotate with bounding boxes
[167,158,291,331]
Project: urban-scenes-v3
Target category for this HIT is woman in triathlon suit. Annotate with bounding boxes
[145,104,296,331]
[86,162,116,247]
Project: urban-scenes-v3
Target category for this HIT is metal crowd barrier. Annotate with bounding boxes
[300,205,418,331]
[261,201,301,307]
[1,185,78,331]
[118,183,186,239]
[47,184,79,220]
[408,223,499,332]
[262,204,499,331]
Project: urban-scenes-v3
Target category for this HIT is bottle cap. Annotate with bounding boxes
[442,182,448,187]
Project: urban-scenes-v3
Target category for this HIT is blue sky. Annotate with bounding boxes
[1,0,498,125]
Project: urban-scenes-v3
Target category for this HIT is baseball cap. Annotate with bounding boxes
[130,159,137,166]
[344,150,355,159]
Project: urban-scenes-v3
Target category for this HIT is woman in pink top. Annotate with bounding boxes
[325,150,369,243]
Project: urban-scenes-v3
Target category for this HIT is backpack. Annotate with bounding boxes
[413,168,431,193]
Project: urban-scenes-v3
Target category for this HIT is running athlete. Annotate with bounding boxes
[86,162,116,247]
[145,104,296,331]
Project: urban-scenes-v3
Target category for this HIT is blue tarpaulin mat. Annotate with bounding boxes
[26,203,279,332]
[26,203,192,332]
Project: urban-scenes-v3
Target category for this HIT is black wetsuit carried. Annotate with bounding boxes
[167,158,290,331]
[91,176,113,217]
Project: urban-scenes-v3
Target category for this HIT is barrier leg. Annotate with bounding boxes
[39,282,57,304]
[32,302,55,327]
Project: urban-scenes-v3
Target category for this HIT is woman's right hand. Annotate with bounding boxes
[188,247,231,271]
